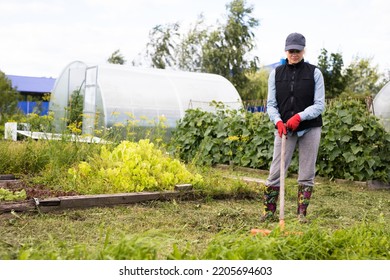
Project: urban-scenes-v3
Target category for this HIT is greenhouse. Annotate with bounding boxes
[49,61,243,134]
[373,81,390,132]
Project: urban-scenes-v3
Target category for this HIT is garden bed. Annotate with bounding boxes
[0,176,78,199]
[0,176,195,214]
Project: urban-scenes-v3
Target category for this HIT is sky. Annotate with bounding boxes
[0,0,389,78]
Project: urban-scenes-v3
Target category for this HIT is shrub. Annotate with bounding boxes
[170,100,390,182]
[319,99,390,182]
[169,103,274,169]
[67,139,203,194]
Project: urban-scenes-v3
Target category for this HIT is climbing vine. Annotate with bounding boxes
[170,100,390,183]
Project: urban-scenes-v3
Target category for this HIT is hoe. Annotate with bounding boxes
[251,133,302,236]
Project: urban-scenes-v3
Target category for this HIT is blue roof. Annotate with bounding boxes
[265,61,283,69]
[6,75,56,93]
[264,59,287,70]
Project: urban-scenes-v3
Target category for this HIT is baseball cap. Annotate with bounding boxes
[285,33,306,51]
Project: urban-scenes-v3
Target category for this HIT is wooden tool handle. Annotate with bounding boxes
[279,134,286,221]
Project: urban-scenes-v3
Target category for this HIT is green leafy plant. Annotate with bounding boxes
[170,99,390,183]
[66,89,84,135]
[67,139,203,194]
[318,99,390,182]
[0,188,26,201]
[169,102,274,169]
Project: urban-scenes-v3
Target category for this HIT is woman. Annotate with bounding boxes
[261,32,326,223]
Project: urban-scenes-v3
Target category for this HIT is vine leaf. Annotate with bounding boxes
[350,124,364,131]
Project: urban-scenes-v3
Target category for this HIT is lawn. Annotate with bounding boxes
[1,167,389,260]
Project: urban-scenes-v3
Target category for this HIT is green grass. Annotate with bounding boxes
[1,168,390,260]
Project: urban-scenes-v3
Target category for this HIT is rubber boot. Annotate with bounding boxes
[297,185,313,223]
[260,186,280,222]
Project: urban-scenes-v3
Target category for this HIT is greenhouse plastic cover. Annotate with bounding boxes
[49,61,243,134]
[373,81,390,132]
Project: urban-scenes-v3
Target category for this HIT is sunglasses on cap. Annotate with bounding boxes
[288,49,302,54]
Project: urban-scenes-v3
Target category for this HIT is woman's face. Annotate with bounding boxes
[286,49,304,64]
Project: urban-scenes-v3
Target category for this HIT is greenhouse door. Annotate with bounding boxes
[82,66,98,135]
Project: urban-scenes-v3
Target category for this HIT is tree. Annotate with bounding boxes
[316,48,345,99]
[201,0,259,94]
[343,57,382,97]
[0,70,21,122]
[239,68,269,101]
[145,22,180,69]
[107,49,126,65]
[176,14,208,72]
[139,0,260,99]
[378,69,390,89]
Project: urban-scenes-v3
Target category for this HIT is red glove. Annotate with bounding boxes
[276,121,287,137]
[286,114,301,131]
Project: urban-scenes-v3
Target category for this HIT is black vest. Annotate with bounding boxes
[275,59,322,131]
